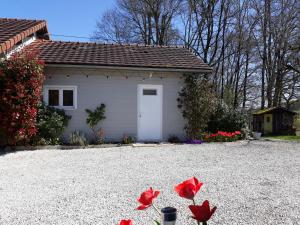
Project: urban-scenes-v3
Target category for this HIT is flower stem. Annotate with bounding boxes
[192,198,196,205]
[192,199,200,225]
[203,222,208,225]
[152,204,161,216]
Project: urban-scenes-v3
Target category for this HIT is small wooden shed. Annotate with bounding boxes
[252,107,297,135]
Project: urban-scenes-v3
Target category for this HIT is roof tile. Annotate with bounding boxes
[0,18,48,54]
[28,40,212,71]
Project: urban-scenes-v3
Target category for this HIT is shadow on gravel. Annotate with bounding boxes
[0,150,9,156]
[0,146,18,156]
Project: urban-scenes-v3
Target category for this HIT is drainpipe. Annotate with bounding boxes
[161,207,177,225]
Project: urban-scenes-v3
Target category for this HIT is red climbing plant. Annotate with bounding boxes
[0,51,44,145]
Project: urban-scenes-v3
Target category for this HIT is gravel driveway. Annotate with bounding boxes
[0,140,299,225]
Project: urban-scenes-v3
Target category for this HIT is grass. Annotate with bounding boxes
[267,135,300,141]
[295,111,300,131]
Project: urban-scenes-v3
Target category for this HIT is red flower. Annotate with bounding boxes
[210,133,217,138]
[235,131,241,135]
[189,200,217,222]
[136,187,160,210]
[119,219,132,225]
[174,177,203,200]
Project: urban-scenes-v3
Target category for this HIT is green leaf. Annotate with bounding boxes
[154,220,161,225]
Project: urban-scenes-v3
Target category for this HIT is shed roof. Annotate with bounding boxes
[253,107,297,115]
[0,18,49,54]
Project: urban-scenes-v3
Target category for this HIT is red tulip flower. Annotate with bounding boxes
[137,187,160,210]
[119,219,133,225]
[189,200,217,223]
[175,177,203,200]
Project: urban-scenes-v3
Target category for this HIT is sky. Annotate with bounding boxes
[1,0,115,41]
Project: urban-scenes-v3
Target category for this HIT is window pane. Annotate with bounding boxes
[63,90,74,106]
[48,90,59,106]
[143,89,157,95]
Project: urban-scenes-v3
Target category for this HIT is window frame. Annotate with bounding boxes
[143,89,157,96]
[43,85,77,110]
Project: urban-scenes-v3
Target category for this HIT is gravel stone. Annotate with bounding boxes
[0,140,299,225]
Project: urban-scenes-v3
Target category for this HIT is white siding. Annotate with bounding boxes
[44,67,186,142]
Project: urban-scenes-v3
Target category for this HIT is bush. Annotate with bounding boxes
[177,74,217,139]
[86,104,106,142]
[122,134,135,144]
[168,135,181,143]
[207,102,248,133]
[0,51,44,145]
[34,103,71,145]
[68,131,87,146]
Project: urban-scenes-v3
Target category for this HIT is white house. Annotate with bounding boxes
[0,18,212,142]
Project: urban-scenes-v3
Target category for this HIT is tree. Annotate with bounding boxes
[92,0,182,45]
[93,0,300,110]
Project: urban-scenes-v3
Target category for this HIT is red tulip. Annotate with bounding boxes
[189,200,217,222]
[137,187,160,210]
[119,219,132,225]
[174,177,203,200]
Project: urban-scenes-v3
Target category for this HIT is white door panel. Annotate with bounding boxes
[137,85,162,141]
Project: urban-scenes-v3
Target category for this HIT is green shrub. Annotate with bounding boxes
[207,102,248,133]
[68,131,87,146]
[34,104,71,145]
[177,74,217,139]
[122,134,135,144]
[86,104,106,142]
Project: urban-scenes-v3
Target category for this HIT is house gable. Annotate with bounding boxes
[0,18,49,56]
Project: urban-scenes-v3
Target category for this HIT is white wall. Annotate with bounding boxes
[44,66,186,142]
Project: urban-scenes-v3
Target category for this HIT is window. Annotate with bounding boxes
[44,86,77,110]
[63,90,74,106]
[143,89,157,95]
[266,116,270,123]
[48,90,59,106]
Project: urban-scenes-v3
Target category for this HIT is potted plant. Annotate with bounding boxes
[252,132,262,139]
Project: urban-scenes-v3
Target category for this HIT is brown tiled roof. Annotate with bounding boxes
[0,18,49,54]
[253,106,297,115]
[28,40,212,72]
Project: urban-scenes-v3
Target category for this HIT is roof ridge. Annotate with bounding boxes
[39,39,187,49]
[0,17,46,23]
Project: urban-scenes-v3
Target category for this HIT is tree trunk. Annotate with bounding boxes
[243,50,249,108]
[261,0,269,109]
